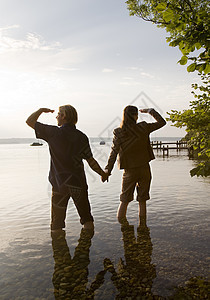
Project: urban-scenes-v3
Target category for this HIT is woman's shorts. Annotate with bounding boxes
[120,163,152,203]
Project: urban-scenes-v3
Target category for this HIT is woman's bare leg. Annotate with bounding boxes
[117,202,129,221]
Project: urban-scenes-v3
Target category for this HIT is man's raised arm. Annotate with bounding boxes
[26,108,54,129]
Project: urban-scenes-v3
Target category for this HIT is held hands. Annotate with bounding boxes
[101,170,109,183]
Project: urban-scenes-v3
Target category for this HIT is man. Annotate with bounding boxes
[26,105,108,231]
[104,106,166,221]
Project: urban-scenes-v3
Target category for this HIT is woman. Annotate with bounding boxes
[104,106,166,221]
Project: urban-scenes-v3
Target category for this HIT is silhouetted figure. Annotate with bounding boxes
[104,107,166,221]
[26,105,108,231]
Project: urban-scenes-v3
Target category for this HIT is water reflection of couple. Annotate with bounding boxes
[104,217,156,299]
[51,228,95,299]
[26,105,166,231]
[51,217,156,299]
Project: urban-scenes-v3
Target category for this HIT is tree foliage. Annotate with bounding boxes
[167,74,210,177]
[126,0,210,176]
[126,0,210,74]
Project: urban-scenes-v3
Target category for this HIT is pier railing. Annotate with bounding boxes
[151,141,192,157]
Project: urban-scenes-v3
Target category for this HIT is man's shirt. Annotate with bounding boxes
[35,122,93,192]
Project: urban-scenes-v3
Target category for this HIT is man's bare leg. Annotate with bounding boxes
[139,200,146,217]
[117,202,129,221]
[83,221,94,230]
[139,200,147,226]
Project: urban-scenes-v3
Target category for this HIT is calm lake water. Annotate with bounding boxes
[0,141,209,299]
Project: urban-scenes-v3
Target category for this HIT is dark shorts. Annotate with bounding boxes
[51,185,94,230]
[120,164,152,203]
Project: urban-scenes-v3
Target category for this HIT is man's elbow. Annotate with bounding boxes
[26,119,35,129]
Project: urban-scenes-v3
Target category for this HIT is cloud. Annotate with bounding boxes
[127,67,139,70]
[119,76,140,86]
[123,77,134,80]
[0,26,90,73]
[102,68,114,73]
[0,27,60,53]
[0,25,20,32]
[140,72,154,79]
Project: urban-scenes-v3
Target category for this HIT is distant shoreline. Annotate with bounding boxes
[0,138,39,145]
[0,136,184,145]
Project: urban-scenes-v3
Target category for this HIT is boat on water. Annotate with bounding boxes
[30,142,43,146]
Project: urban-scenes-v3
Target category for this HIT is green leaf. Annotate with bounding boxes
[195,43,202,50]
[179,55,188,65]
[163,9,174,22]
[199,64,205,73]
[204,64,210,74]
[156,3,167,12]
[187,63,196,72]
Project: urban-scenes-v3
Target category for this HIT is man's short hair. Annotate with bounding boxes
[59,105,78,125]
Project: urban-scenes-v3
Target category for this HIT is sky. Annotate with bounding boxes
[0,0,200,138]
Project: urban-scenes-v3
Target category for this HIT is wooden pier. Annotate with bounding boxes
[151,141,191,157]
